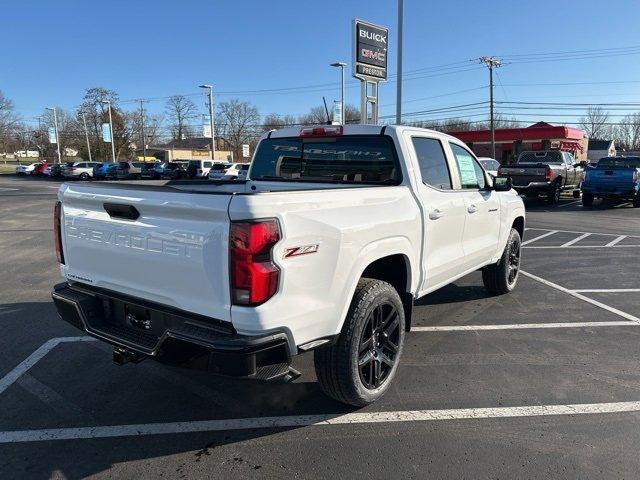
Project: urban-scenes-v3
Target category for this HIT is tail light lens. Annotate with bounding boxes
[230,220,280,306]
[545,167,553,181]
[53,201,65,264]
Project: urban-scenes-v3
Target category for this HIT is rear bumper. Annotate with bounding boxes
[51,282,293,380]
[512,181,553,194]
[582,185,637,198]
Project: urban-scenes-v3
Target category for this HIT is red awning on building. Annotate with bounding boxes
[450,123,585,143]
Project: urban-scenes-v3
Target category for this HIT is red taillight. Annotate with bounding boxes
[545,167,553,181]
[230,220,280,306]
[53,201,65,264]
[299,125,343,137]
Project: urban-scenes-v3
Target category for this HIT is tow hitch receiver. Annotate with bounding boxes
[113,347,144,365]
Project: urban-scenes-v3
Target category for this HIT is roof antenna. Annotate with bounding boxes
[322,96,331,125]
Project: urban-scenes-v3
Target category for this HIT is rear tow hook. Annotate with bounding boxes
[113,347,144,365]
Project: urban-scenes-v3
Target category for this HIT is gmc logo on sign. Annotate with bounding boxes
[361,48,386,62]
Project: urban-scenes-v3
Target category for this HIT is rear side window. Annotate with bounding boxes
[250,136,401,184]
[411,137,451,190]
[450,143,486,190]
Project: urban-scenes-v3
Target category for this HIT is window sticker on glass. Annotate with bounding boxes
[455,151,478,187]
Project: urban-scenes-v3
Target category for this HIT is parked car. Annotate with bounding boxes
[224,163,248,178]
[15,163,40,175]
[186,160,214,179]
[104,163,120,180]
[93,163,115,180]
[498,150,582,204]
[223,163,249,180]
[63,161,100,180]
[116,161,143,180]
[140,162,162,180]
[207,162,232,180]
[46,163,63,178]
[31,162,50,176]
[52,124,525,407]
[478,158,500,178]
[160,162,188,180]
[581,156,640,207]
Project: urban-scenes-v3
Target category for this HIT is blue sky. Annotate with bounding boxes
[2,0,640,127]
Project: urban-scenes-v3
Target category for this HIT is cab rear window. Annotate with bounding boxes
[597,157,640,168]
[250,136,401,184]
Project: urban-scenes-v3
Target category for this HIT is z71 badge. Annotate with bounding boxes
[283,244,319,258]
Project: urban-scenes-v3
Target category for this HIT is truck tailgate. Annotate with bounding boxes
[58,183,233,322]
[499,165,547,186]
[585,168,635,188]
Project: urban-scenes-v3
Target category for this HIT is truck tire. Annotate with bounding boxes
[79,172,90,180]
[582,193,594,207]
[314,278,405,407]
[482,228,521,295]
[548,182,561,204]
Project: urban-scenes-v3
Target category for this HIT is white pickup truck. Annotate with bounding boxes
[52,124,525,406]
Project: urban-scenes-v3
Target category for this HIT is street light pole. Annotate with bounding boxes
[330,62,347,124]
[81,111,92,162]
[139,99,147,161]
[46,107,61,164]
[199,85,216,160]
[102,100,117,163]
[396,0,404,125]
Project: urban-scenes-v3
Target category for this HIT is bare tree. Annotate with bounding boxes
[216,99,260,159]
[579,106,611,139]
[165,95,198,141]
[262,113,297,131]
[298,105,330,125]
[0,91,21,154]
[616,112,640,150]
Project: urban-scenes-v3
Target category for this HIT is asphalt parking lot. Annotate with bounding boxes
[1,175,639,479]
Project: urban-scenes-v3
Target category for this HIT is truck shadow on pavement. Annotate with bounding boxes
[0,301,357,479]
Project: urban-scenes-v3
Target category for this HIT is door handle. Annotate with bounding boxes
[429,209,444,220]
[467,204,478,214]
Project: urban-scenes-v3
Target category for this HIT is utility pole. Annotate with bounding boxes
[199,85,216,160]
[45,107,62,164]
[139,99,147,161]
[479,56,502,160]
[81,111,92,162]
[396,0,404,124]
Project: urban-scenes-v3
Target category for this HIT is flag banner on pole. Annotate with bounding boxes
[48,127,57,144]
[102,123,112,143]
[332,101,343,125]
[202,115,212,138]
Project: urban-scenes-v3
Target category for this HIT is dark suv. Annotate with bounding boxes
[160,162,188,180]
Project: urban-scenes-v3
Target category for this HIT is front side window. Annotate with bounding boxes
[411,137,451,190]
[203,161,212,168]
[250,136,401,184]
[450,143,486,190]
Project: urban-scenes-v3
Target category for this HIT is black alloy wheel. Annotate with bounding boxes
[357,303,401,390]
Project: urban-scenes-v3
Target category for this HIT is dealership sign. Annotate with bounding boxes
[353,19,388,81]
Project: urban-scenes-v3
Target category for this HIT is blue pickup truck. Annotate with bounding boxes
[581,156,640,207]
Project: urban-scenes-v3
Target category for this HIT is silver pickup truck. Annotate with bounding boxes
[499,150,582,204]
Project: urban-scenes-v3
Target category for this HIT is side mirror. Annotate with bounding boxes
[493,176,512,192]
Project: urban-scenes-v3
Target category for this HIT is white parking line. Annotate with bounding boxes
[606,235,627,247]
[412,321,637,332]
[572,289,640,293]
[521,271,640,323]
[557,200,582,208]
[522,230,558,246]
[0,337,96,395]
[526,227,640,239]
[2,400,640,443]
[523,245,640,249]
[560,233,591,247]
